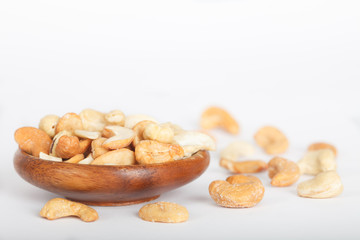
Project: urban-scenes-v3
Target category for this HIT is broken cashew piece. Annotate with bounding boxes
[105,110,125,126]
[55,113,83,134]
[14,127,52,157]
[220,141,256,161]
[268,157,300,187]
[200,106,239,134]
[91,137,109,158]
[40,198,98,222]
[308,142,337,156]
[297,171,343,198]
[91,149,135,165]
[124,114,157,129]
[135,140,184,164]
[38,114,60,138]
[297,149,336,175]
[139,202,189,223]
[209,175,265,208]
[143,122,174,144]
[173,131,216,157]
[74,130,100,140]
[39,152,62,162]
[220,159,267,173]
[102,127,135,150]
[254,126,289,154]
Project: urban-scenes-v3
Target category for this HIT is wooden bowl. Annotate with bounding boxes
[14,149,210,206]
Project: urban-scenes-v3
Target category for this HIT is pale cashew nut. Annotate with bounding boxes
[173,131,216,157]
[105,110,125,126]
[79,109,106,132]
[124,114,157,129]
[14,127,52,157]
[297,149,336,175]
[91,137,109,158]
[139,202,189,223]
[297,171,343,198]
[254,126,288,154]
[220,141,256,161]
[91,149,135,165]
[74,130,101,140]
[38,114,60,138]
[308,142,337,156]
[39,152,62,162]
[78,154,94,164]
[132,120,156,147]
[102,127,135,150]
[220,159,267,173]
[200,106,239,134]
[102,125,130,138]
[55,113,83,134]
[135,140,184,164]
[40,198,98,222]
[268,157,300,187]
[209,175,264,208]
[143,123,174,144]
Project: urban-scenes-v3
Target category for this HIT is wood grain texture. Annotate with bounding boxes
[13,149,210,206]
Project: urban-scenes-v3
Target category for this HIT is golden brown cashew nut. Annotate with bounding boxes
[14,127,52,157]
[220,159,267,173]
[143,123,174,144]
[91,149,135,165]
[200,106,239,134]
[102,127,135,150]
[139,202,189,223]
[55,113,83,134]
[40,198,98,222]
[254,126,288,154]
[268,157,300,187]
[209,175,264,208]
[135,140,184,164]
[132,120,156,147]
[91,137,109,158]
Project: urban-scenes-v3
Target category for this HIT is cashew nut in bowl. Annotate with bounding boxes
[132,120,157,147]
[143,122,174,144]
[91,149,135,166]
[105,110,125,126]
[135,140,184,164]
[14,127,52,157]
[297,149,336,175]
[102,127,135,150]
[268,157,300,187]
[200,106,239,134]
[79,109,106,132]
[220,159,267,173]
[40,198,98,222]
[254,126,288,154]
[38,114,60,138]
[297,171,343,199]
[55,112,84,134]
[124,114,157,129]
[173,131,216,157]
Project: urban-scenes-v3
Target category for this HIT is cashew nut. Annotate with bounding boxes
[143,122,174,144]
[91,137,109,158]
[139,202,189,223]
[74,130,101,140]
[38,114,60,138]
[124,114,157,129]
[104,110,125,126]
[40,198,98,222]
[79,109,106,132]
[135,140,184,164]
[209,175,265,208]
[102,125,130,138]
[254,126,288,154]
[39,152,62,162]
[14,127,52,157]
[308,142,337,156]
[55,135,81,159]
[220,159,267,173]
[297,149,336,175]
[220,141,256,161]
[78,154,94,164]
[132,120,156,147]
[55,113,83,134]
[200,106,239,134]
[65,154,85,164]
[297,171,343,198]
[102,127,135,150]
[91,149,135,165]
[268,157,300,187]
[173,131,216,157]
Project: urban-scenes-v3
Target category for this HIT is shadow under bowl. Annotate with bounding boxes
[13,149,210,206]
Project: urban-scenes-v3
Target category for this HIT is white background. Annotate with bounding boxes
[1,0,360,239]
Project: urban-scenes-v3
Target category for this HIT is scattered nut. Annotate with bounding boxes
[14,127,52,157]
[138,202,189,223]
[254,126,288,154]
[105,110,125,126]
[38,114,60,138]
[40,198,98,222]
[91,137,109,158]
[124,114,157,129]
[132,120,156,147]
[297,149,336,175]
[135,140,184,164]
[79,109,106,132]
[200,106,239,134]
[143,123,174,144]
[220,141,256,161]
[308,142,337,156]
[220,159,267,173]
[268,157,300,187]
[102,127,135,150]
[55,113,83,134]
[173,131,216,157]
[209,175,264,208]
[297,171,343,198]
[65,154,85,164]
[78,154,94,164]
[39,152,62,162]
[91,149,135,165]
[74,130,101,140]
[55,135,81,159]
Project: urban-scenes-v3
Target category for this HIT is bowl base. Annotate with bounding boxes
[67,195,160,206]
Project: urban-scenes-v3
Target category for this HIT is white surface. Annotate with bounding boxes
[1,0,360,239]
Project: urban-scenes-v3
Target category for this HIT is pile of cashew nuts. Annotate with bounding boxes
[14,107,343,223]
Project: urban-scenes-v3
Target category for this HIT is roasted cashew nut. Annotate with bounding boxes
[268,157,300,187]
[200,106,239,134]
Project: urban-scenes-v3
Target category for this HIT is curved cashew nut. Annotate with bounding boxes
[38,114,60,138]
[143,123,174,144]
[220,141,256,161]
[14,127,52,157]
[139,202,189,223]
[40,198,98,222]
[268,157,300,187]
[102,127,135,150]
[220,159,267,173]
[91,149,135,165]
[55,112,84,134]
[200,106,239,134]
[209,175,265,208]
[132,120,156,147]
[135,140,184,164]
[297,149,336,175]
[254,126,288,154]
[173,131,216,157]
[105,110,125,126]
